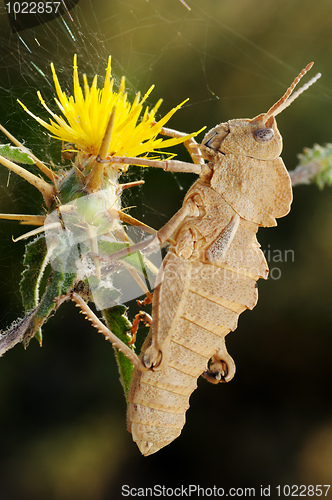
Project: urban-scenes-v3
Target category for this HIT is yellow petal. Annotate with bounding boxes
[19,57,203,159]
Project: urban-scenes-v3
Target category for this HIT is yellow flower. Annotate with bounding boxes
[18,55,201,159]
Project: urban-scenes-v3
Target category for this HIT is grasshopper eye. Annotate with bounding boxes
[254,128,274,142]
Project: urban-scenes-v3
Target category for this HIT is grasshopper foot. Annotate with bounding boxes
[143,345,163,369]
[129,311,152,345]
[202,347,236,384]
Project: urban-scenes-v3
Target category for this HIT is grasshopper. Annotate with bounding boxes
[72,63,320,455]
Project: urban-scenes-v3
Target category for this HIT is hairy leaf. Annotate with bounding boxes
[0,143,34,164]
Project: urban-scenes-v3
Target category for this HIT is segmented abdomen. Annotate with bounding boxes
[127,221,268,455]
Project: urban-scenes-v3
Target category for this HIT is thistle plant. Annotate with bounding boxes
[290,143,332,189]
[0,56,201,396]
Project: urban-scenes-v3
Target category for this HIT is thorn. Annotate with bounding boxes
[119,180,145,190]
[12,222,61,242]
[98,106,116,161]
[0,155,55,207]
[117,211,156,235]
[0,123,57,182]
[0,213,45,225]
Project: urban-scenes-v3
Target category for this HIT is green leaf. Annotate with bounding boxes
[20,237,48,311]
[20,236,49,344]
[0,143,34,164]
[0,268,76,356]
[19,234,77,347]
[102,305,134,399]
[22,270,76,347]
[98,239,151,276]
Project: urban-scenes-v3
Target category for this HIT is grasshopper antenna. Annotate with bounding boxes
[265,62,321,118]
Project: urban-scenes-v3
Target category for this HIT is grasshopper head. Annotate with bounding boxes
[202,62,320,161]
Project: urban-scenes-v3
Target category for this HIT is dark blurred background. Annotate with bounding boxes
[0,0,331,498]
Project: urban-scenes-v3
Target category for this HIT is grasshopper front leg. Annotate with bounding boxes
[129,310,152,345]
[159,126,205,168]
[97,199,199,263]
[109,155,202,175]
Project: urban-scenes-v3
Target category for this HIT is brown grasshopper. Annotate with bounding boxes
[75,63,320,455]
